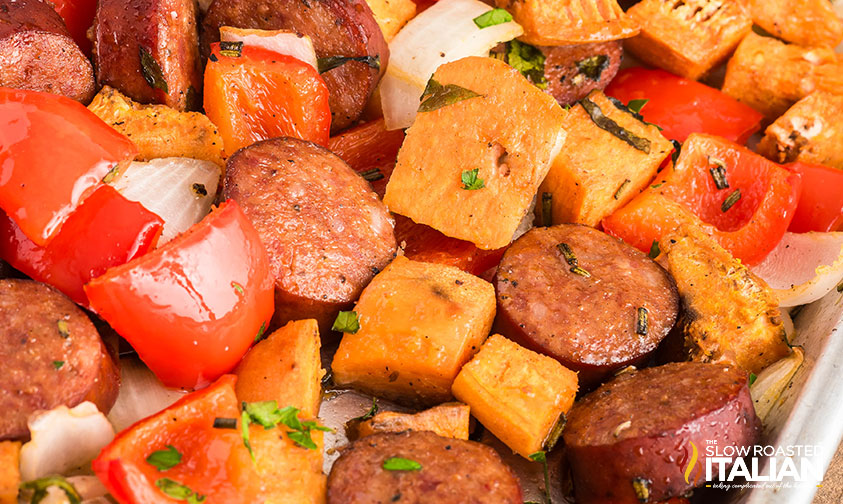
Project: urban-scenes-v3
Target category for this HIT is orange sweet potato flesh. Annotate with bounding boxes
[0,441,20,504]
[332,256,496,405]
[452,334,578,458]
[234,319,324,418]
[249,426,326,504]
[356,402,471,440]
[740,0,843,49]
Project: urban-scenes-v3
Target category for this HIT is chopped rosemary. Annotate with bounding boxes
[360,168,384,181]
[648,240,660,259]
[613,178,631,200]
[580,98,651,153]
[570,266,591,278]
[721,189,742,212]
[219,41,243,58]
[708,156,730,190]
[541,192,552,226]
[635,307,649,336]
[556,243,577,266]
[213,417,237,429]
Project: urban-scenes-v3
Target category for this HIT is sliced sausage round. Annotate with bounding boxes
[0,279,120,440]
[327,431,522,504]
[201,0,388,132]
[0,0,95,103]
[542,40,623,106]
[563,362,760,504]
[494,225,679,387]
[93,0,202,111]
[223,137,396,335]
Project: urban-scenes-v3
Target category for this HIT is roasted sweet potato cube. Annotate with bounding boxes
[250,425,326,504]
[495,0,639,46]
[365,0,416,42]
[660,224,791,374]
[722,33,843,120]
[383,56,566,250]
[0,441,20,504]
[757,92,843,170]
[332,256,496,405]
[356,402,471,440]
[624,0,751,81]
[740,0,843,49]
[88,86,225,168]
[451,334,578,458]
[234,319,324,418]
[537,90,672,227]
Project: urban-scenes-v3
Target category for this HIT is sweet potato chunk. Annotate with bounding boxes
[249,426,326,504]
[625,0,751,81]
[659,224,791,374]
[365,0,416,42]
[88,86,225,167]
[495,0,639,46]
[740,0,843,49]
[234,319,325,418]
[452,334,578,458]
[757,92,843,170]
[332,256,496,405]
[722,33,843,120]
[356,402,470,440]
[383,56,566,250]
[537,90,672,227]
[0,441,20,504]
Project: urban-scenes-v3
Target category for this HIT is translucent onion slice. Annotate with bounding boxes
[380,0,523,130]
[751,232,843,307]
[751,347,804,422]
[219,26,319,71]
[107,357,187,433]
[109,158,220,245]
[19,402,115,481]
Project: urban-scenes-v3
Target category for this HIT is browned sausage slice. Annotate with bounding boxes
[494,225,678,388]
[542,40,622,106]
[563,362,760,504]
[201,0,388,132]
[0,0,95,103]
[223,137,396,335]
[93,0,202,111]
[327,431,522,504]
[0,279,120,441]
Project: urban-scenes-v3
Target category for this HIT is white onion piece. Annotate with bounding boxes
[19,402,115,481]
[110,158,220,245]
[751,347,804,422]
[108,357,187,433]
[380,0,523,130]
[751,232,843,307]
[23,477,108,504]
[220,26,319,71]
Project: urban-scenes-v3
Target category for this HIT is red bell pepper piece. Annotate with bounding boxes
[784,162,843,233]
[93,375,259,504]
[0,87,138,246]
[0,185,163,306]
[603,134,802,266]
[605,68,764,144]
[204,44,331,155]
[50,0,97,55]
[85,201,274,389]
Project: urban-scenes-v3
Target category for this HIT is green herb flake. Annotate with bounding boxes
[837,280,843,293]
[670,140,681,165]
[580,98,651,154]
[613,178,631,200]
[721,189,742,212]
[317,55,380,74]
[146,445,182,472]
[648,240,660,259]
[460,168,486,190]
[575,54,610,81]
[155,478,205,504]
[556,242,577,267]
[139,46,169,94]
[473,8,512,28]
[631,477,651,503]
[102,165,120,184]
[352,397,379,422]
[219,41,243,58]
[191,183,208,197]
[541,192,552,226]
[213,417,237,429]
[245,401,287,429]
[382,457,422,471]
[651,181,665,189]
[57,320,70,338]
[231,281,244,295]
[543,413,567,452]
[626,99,649,115]
[20,476,82,504]
[241,401,332,451]
[254,321,267,343]
[241,409,254,461]
[418,79,481,113]
[332,310,360,333]
[529,451,551,504]
[360,168,384,181]
[635,307,649,336]
[52,360,64,370]
[507,40,547,90]
[749,373,758,386]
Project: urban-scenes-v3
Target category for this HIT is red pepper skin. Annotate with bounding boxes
[605,68,764,144]
[783,162,843,233]
[85,201,275,389]
[603,134,802,266]
[0,87,138,246]
[50,0,97,55]
[0,185,163,306]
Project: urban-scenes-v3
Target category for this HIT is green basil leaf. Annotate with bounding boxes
[382,456,422,471]
[241,409,254,461]
[317,55,380,74]
[332,311,360,333]
[507,40,547,90]
[460,168,485,190]
[580,98,651,154]
[528,451,546,463]
[626,99,649,115]
[287,429,319,450]
[245,400,286,429]
[749,372,758,386]
[139,46,169,94]
[52,360,64,370]
[473,8,512,28]
[146,445,182,471]
[418,79,481,113]
[575,54,610,81]
[648,240,661,259]
[155,478,205,503]
[20,476,82,504]
[253,320,267,343]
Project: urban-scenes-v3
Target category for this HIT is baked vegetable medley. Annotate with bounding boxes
[1,0,842,502]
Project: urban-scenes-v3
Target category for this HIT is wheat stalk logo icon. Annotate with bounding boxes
[684,441,699,484]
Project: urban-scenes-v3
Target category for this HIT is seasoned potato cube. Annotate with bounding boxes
[88,86,225,167]
[660,224,791,374]
[0,441,20,504]
[722,33,843,120]
[365,0,417,42]
[537,90,672,227]
[383,56,566,250]
[357,402,471,440]
[332,256,496,405]
[495,0,639,46]
[757,92,843,170]
[452,334,578,458]
[740,0,843,49]
[624,0,751,81]
[234,319,324,418]
[250,426,326,504]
